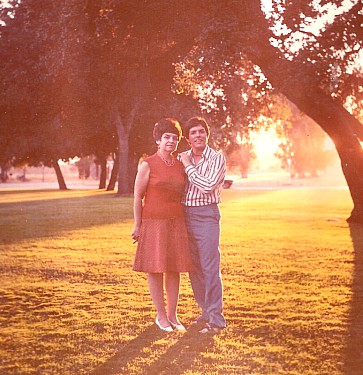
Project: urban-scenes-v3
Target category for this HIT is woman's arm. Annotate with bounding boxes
[131,161,150,242]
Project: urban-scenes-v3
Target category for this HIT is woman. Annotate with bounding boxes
[131,118,192,332]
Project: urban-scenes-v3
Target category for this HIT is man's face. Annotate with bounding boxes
[188,125,208,152]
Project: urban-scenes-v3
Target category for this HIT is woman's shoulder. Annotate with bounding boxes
[142,153,162,172]
[175,159,185,170]
[143,153,158,164]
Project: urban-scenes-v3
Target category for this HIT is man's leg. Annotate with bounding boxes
[195,205,225,328]
[185,207,208,320]
[186,205,226,328]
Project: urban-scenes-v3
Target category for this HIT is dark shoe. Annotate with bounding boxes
[170,321,186,331]
[199,323,222,334]
[191,315,208,325]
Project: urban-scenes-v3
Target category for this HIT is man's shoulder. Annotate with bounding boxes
[206,146,225,161]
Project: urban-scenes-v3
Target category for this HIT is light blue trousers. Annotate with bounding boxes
[185,204,226,328]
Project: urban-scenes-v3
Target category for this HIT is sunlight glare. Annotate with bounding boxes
[251,128,280,170]
[58,157,80,166]
[323,137,336,150]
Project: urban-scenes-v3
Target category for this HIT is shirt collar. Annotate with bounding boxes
[187,144,210,156]
[188,145,210,164]
[202,145,211,158]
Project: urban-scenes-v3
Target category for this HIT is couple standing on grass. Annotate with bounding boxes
[131,116,226,334]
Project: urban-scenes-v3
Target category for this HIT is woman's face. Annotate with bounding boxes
[158,132,179,153]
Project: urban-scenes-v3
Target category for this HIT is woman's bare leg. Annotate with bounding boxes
[165,272,181,324]
[148,273,170,327]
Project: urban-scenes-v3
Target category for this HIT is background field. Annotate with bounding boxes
[1,186,362,374]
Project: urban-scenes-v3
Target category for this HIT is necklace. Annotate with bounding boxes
[158,151,175,166]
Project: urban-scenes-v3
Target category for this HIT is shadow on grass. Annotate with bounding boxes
[345,223,363,375]
[91,325,214,375]
[0,191,133,245]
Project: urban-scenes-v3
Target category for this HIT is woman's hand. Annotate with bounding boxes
[179,152,191,167]
[131,227,140,243]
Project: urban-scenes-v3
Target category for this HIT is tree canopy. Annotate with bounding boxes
[1,0,363,219]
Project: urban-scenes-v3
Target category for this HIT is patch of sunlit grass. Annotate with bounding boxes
[0,187,362,374]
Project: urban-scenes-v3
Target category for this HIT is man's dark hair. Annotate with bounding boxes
[183,117,210,139]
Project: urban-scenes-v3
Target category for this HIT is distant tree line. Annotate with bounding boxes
[0,1,362,221]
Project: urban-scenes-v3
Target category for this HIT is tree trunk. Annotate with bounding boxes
[98,157,107,189]
[128,153,140,192]
[112,103,138,195]
[117,135,130,195]
[337,146,363,223]
[52,160,68,190]
[0,164,9,182]
[106,155,118,191]
[264,64,363,222]
[238,2,363,222]
[240,145,249,179]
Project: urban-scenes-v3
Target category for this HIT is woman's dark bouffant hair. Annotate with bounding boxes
[153,118,182,141]
[183,116,210,139]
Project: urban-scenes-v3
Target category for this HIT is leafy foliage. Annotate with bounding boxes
[0,1,362,199]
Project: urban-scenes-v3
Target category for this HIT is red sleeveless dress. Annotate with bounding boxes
[133,153,192,273]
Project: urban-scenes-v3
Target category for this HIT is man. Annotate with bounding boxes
[179,116,226,334]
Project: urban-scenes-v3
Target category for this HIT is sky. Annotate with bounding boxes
[261,0,359,50]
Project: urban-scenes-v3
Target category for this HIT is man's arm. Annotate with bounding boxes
[181,152,226,194]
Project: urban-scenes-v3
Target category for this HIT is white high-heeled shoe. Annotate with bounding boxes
[155,318,173,332]
[170,321,186,331]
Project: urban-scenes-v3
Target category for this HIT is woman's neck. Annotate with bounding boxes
[158,150,172,160]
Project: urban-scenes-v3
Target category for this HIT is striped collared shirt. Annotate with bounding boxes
[182,145,226,207]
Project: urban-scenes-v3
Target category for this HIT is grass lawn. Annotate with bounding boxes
[1,186,363,374]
